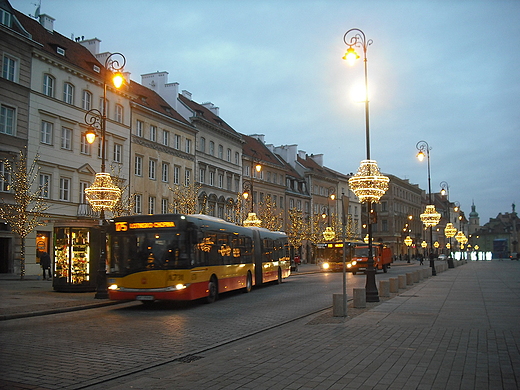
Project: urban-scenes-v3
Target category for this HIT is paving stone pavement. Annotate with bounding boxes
[86,260,520,390]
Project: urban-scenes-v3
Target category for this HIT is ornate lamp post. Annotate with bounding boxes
[322,188,337,241]
[343,28,389,302]
[84,53,125,299]
[416,140,441,275]
[243,150,262,227]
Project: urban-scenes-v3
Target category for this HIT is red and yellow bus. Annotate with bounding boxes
[107,214,291,303]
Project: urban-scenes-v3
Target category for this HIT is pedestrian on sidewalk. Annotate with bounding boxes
[419,255,424,265]
[39,251,52,280]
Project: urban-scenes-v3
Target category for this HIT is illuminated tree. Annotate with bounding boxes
[258,195,282,231]
[286,208,306,249]
[109,166,135,217]
[168,182,202,215]
[0,150,49,280]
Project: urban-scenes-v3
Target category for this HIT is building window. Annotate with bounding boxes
[149,125,157,142]
[209,171,215,186]
[148,196,156,214]
[39,174,50,198]
[115,104,123,123]
[161,198,168,214]
[0,161,10,192]
[0,104,15,135]
[227,148,231,162]
[174,134,181,149]
[97,140,107,159]
[161,162,169,182]
[134,194,142,214]
[199,167,205,184]
[0,9,12,28]
[209,141,215,156]
[235,152,240,165]
[2,54,17,82]
[63,82,74,105]
[113,143,122,163]
[218,173,223,189]
[40,121,53,145]
[162,130,169,146]
[136,120,143,137]
[61,127,72,150]
[79,181,89,204]
[59,177,71,201]
[82,90,92,110]
[185,169,191,186]
[134,155,142,176]
[149,159,156,180]
[43,74,55,97]
[199,137,206,152]
[173,166,180,185]
[80,134,91,155]
[185,138,192,154]
[218,144,223,159]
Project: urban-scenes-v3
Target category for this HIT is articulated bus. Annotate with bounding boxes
[107,214,291,303]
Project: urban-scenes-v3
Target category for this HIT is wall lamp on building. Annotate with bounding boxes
[84,52,126,299]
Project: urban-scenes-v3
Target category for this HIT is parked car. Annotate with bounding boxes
[437,254,447,261]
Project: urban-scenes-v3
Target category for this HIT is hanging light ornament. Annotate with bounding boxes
[243,212,261,227]
[84,172,121,211]
[323,226,336,241]
[444,222,457,238]
[404,236,413,247]
[420,205,441,227]
[348,160,389,203]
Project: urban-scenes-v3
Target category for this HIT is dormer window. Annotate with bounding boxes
[93,65,100,73]
[56,47,65,56]
[0,9,12,27]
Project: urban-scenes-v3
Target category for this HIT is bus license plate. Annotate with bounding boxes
[136,295,154,301]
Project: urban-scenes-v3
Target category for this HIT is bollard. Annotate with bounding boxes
[353,288,366,308]
[398,274,406,289]
[422,268,429,279]
[379,280,390,297]
[389,277,399,293]
[413,270,420,283]
[406,272,413,285]
[333,293,347,317]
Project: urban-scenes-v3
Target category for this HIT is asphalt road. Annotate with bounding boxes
[0,264,420,390]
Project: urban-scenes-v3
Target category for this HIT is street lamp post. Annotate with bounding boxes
[344,28,389,302]
[84,53,125,299]
[243,150,262,227]
[416,140,441,276]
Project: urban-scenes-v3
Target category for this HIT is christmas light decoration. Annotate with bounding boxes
[420,205,441,227]
[243,212,261,227]
[444,222,457,238]
[404,236,413,247]
[84,172,121,211]
[348,160,389,204]
[322,226,336,241]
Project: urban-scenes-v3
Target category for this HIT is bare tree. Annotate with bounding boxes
[0,149,49,280]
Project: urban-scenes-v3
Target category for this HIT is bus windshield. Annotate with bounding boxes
[111,231,191,274]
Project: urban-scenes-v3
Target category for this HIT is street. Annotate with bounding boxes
[0,264,419,390]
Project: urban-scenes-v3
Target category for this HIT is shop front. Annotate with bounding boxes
[53,221,101,292]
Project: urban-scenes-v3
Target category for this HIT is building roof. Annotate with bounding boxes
[242,134,284,168]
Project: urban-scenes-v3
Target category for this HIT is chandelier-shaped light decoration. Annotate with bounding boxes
[404,236,413,247]
[420,205,441,227]
[444,222,457,238]
[348,160,389,203]
[455,231,468,244]
[243,212,261,227]
[323,226,336,241]
[85,172,121,211]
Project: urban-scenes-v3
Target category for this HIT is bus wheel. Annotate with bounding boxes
[244,271,253,293]
[277,268,283,284]
[206,276,218,303]
[383,264,388,273]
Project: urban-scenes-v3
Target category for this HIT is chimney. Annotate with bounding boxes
[250,134,265,143]
[39,14,55,32]
[182,90,192,100]
[272,144,298,168]
[201,102,219,116]
[309,153,324,166]
[79,38,101,55]
[141,71,179,111]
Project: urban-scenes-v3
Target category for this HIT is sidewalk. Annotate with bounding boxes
[90,260,520,390]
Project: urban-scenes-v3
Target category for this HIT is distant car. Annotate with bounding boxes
[510,253,518,261]
[437,254,447,261]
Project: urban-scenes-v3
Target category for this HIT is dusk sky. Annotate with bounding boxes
[11,0,520,223]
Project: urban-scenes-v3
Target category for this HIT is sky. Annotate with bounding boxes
[10,0,520,224]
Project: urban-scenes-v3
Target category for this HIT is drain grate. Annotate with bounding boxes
[176,354,204,363]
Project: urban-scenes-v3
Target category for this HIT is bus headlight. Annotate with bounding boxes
[351,260,357,266]
[346,263,352,268]
[175,284,187,290]
[108,284,118,290]
[322,262,330,270]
